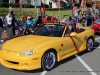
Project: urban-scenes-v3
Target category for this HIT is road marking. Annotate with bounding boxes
[75,54,97,75]
[95,37,100,40]
[40,71,47,75]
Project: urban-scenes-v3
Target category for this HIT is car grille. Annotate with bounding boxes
[6,60,19,64]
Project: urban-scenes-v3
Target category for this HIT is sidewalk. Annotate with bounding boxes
[2,32,7,40]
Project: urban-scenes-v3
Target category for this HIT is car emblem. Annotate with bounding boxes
[7,51,10,54]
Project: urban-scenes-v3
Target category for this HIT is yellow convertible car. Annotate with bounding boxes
[0,23,95,71]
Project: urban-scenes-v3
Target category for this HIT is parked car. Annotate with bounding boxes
[92,19,100,33]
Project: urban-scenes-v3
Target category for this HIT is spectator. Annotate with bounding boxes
[73,6,79,24]
[80,17,86,27]
[51,15,55,22]
[95,13,98,20]
[0,17,4,43]
[78,9,82,23]
[41,15,48,23]
[72,4,76,18]
[65,16,72,25]
[25,16,34,33]
[55,16,60,22]
[5,12,13,40]
[40,4,46,18]
[49,1,52,8]
[86,7,93,26]
[61,16,66,23]
[92,10,96,21]
[0,17,6,32]
[7,7,16,37]
[18,20,26,36]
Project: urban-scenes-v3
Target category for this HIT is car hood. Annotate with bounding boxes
[2,35,60,52]
[96,24,100,28]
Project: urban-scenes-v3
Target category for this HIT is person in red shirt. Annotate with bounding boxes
[41,15,48,23]
[51,15,55,22]
[40,4,46,18]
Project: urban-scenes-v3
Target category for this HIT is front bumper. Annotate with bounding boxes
[0,52,43,70]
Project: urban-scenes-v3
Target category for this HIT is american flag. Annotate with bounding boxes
[56,0,60,8]
[19,0,22,11]
[80,0,84,7]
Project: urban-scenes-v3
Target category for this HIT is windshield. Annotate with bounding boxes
[34,24,65,37]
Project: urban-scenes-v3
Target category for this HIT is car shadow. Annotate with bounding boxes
[78,41,100,56]
[94,41,100,49]
[12,68,43,73]
[95,33,100,36]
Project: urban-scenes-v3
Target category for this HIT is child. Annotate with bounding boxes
[80,17,86,27]
[25,16,34,33]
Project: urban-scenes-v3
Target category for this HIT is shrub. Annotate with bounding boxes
[0,2,9,7]
[9,3,19,7]
[23,4,34,8]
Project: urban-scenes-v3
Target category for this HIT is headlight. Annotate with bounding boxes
[20,50,34,56]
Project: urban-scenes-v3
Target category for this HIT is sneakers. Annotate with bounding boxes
[31,31,34,33]
[4,30,6,32]
[0,40,4,43]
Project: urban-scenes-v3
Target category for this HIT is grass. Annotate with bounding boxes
[0,8,72,20]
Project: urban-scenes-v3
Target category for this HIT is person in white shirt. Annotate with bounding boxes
[5,12,13,40]
[61,16,66,23]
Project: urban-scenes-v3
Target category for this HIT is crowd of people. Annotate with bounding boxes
[0,3,100,43]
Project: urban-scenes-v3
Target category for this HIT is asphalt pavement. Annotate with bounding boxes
[0,35,100,75]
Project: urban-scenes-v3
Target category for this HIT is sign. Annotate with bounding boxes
[34,0,41,6]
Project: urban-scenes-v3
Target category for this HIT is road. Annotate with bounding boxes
[0,35,100,75]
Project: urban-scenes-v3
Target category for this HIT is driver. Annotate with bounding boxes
[67,18,80,33]
[68,19,76,32]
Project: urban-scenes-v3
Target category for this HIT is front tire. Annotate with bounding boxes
[86,38,94,52]
[41,51,56,71]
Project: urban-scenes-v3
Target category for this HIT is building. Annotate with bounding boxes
[0,0,68,8]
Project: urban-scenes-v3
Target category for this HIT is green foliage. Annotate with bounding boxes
[23,4,34,8]
[9,3,19,7]
[0,2,9,7]
[0,8,72,20]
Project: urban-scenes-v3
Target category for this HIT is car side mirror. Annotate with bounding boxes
[70,32,77,37]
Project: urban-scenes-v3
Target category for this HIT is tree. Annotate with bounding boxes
[3,0,9,2]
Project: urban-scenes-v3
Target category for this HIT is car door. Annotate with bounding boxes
[69,28,87,52]
[61,28,78,59]
[76,28,88,51]
[62,37,77,58]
